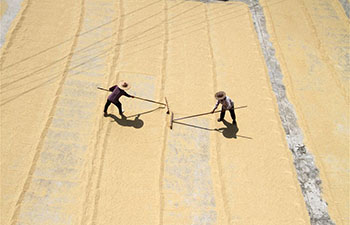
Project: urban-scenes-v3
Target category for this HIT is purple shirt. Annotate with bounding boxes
[107,85,131,103]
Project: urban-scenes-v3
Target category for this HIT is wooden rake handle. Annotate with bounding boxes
[133,96,166,106]
[173,106,247,121]
[97,87,110,92]
[173,110,221,121]
[97,87,166,106]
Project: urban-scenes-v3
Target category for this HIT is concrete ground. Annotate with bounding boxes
[1,0,349,224]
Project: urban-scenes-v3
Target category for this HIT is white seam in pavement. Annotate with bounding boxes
[337,0,350,18]
[238,0,335,224]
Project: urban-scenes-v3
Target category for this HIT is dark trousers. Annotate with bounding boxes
[220,107,236,122]
[104,100,123,115]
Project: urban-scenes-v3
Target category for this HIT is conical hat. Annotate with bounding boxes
[215,91,226,100]
[118,80,131,90]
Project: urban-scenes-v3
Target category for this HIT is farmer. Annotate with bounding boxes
[211,91,236,124]
[104,80,134,116]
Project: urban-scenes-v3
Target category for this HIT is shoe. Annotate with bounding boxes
[103,111,108,117]
[217,118,223,122]
[233,120,237,125]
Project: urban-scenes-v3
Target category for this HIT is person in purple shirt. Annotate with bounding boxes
[104,80,134,117]
[211,91,236,124]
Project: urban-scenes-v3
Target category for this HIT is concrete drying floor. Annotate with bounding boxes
[1,0,349,224]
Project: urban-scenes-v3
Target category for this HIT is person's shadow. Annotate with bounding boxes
[105,113,144,129]
[216,119,239,139]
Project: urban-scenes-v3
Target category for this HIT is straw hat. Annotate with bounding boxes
[118,80,131,90]
[215,91,226,100]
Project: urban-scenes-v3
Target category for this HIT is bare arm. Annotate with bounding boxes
[212,100,219,113]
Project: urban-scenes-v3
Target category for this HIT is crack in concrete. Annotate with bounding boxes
[194,0,337,224]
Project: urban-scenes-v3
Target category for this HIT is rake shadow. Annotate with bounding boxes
[173,119,252,139]
[126,106,165,118]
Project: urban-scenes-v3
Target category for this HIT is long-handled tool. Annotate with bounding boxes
[97,87,170,114]
[133,96,165,106]
[164,97,170,115]
[134,96,170,114]
[173,110,221,122]
[97,87,110,92]
[170,111,220,130]
[173,106,247,122]
[170,106,247,129]
[170,112,174,129]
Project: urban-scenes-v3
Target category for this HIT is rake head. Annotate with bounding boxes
[165,97,170,114]
[170,112,174,129]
